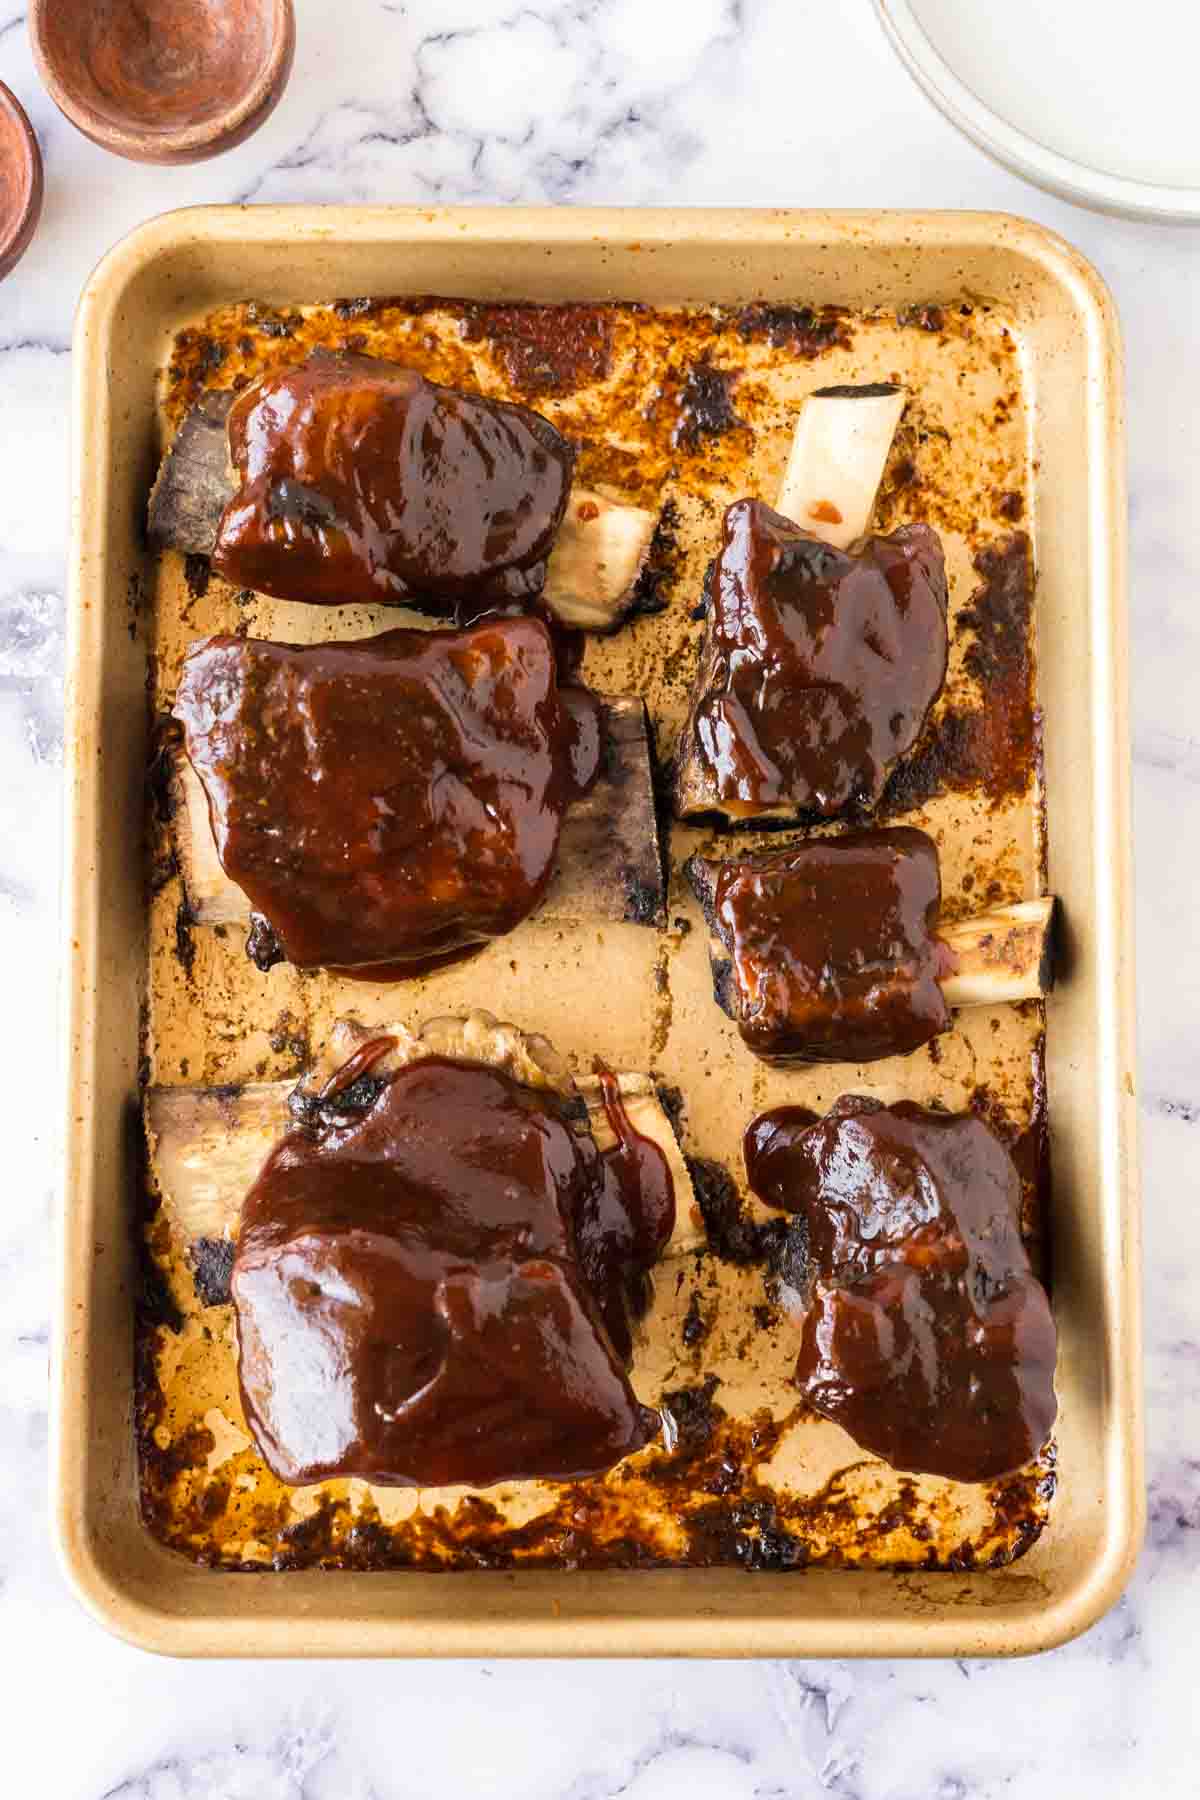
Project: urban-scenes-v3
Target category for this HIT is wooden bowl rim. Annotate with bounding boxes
[29,0,295,163]
[0,81,44,276]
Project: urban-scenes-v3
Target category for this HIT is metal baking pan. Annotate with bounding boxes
[53,206,1141,1656]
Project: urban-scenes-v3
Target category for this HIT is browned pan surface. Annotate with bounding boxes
[54,208,1138,1658]
[140,292,1052,1572]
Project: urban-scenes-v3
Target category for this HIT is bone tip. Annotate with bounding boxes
[1038,896,1059,996]
[809,381,906,402]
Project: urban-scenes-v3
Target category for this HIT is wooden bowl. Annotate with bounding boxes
[30,0,295,165]
[0,84,43,278]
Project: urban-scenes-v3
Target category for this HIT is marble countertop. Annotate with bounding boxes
[2,2,1194,1794]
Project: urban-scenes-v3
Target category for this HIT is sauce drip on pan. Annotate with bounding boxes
[213,349,575,611]
[574,1070,679,1360]
[232,1055,675,1488]
[175,616,601,974]
[743,1095,1057,1483]
[598,1072,676,1262]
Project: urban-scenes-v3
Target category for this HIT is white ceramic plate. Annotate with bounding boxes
[878,0,1200,222]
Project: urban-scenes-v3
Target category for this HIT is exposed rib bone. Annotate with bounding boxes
[775,383,907,548]
[937,898,1056,1010]
[146,1014,706,1300]
[689,850,1055,1054]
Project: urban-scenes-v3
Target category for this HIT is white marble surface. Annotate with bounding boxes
[1,1,1196,1793]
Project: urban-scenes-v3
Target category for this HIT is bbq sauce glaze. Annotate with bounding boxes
[705,826,952,1063]
[212,350,575,611]
[686,498,949,817]
[174,616,599,973]
[232,1052,675,1487]
[744,1096,1057,1483]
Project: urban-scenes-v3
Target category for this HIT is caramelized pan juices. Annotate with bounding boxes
[139,291,1054,1571]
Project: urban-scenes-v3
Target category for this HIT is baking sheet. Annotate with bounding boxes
[140,293,1053,1571]
[54,207,1139,1657]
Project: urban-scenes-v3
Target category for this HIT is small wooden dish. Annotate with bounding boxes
[0,83,43,278]
[30,0,295,165]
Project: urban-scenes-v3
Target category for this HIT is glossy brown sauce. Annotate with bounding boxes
[684,498,948,817]
[743,1095,1057,1483]
[233,1054,675,1488]
[175,616,599,972]
[213,349,574,611]
[708,827,952,1063]
[583,1071,679,1359]
[144,292,1052,1572]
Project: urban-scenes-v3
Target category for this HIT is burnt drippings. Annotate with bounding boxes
[146,719,184,898]
[671,360,744,450]
[687,1155,759,1264]
[243,304,303,340]
[896,304,946,333]
[138,1410,218,1546]
[126,570,144,642]
[628,496,681,619]
[733,303,853,356]
[152,1375,1052,1572]
[461,302,615,395]
[619,866,664,928]
[960,534,1036,690]
[136,1231,183,1334]
[686,1154,808,1282]
[178,332,227,379]
[173,900,196,978]
[660,1375,723,1456]
[140,1275,1053,1573]
[162,299,858,490]
[881,455,919,502]
[183,552,211,599]
[286,1069,391,1135]
[146,715,182,828]
[653,1080,687,1142]
[880,533,1040,815]
[148,848,178,897]
[969,1016,1052,1266]
[245,912,285,972]
[1015,1031,1052,1275]
[146,290,1049,1577]
[681,1290,709,1347]
[190,1236,235,1308]
[332,296,377,321]
[267,1009,309,1067]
